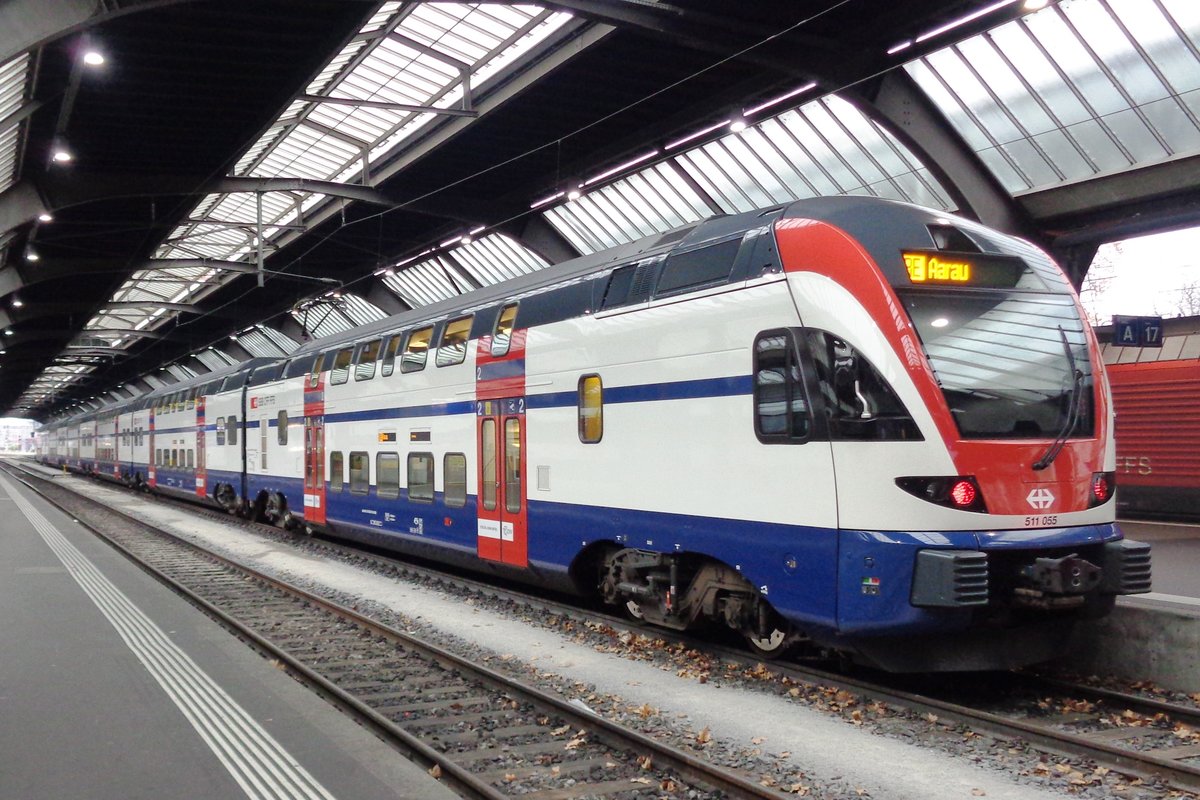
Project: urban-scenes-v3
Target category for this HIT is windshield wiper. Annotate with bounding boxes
[1033,325,1084,471]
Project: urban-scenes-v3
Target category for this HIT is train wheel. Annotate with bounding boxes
[744,626,794,658]
[743,607,797,659]
[622,599,646,621]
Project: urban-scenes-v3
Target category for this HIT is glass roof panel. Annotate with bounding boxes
[543,163,711,254]
[233,329,289,358]
[678,96,951,215]
[906,0,1200,194]
[82,1,573,369]
[195,348,236,371]
[381,259,463,306]
[448,234,549,286]
[0,53,31,194]
[291,301,356,340]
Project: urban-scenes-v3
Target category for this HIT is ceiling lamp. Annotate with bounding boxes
[38,212,53,223]
[83,50,105,67]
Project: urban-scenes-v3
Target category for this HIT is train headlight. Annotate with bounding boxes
[1090,471,1115,506]
[895,476,988,513]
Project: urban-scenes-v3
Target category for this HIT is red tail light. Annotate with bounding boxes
[896,476,987,513]
[950,480,977,508]
[1090,471,1115,506]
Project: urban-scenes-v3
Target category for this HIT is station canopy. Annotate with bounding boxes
[1,0,1197,418]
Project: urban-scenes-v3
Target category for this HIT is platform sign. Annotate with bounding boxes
[1112,315,1163,348]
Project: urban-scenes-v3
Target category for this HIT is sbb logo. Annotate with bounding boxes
[1026,487,1055,509]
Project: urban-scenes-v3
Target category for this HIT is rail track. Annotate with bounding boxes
[2,459,789,800]
[11,457,1200,797]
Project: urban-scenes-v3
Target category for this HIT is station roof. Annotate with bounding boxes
[1,0,1198,420]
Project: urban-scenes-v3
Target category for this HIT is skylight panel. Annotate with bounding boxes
[196,348,237,371]
[0,53,30,193]
[290,302,356,339]
[382,260,464,306]
[450,234,549,286]
[906,0,1200,194]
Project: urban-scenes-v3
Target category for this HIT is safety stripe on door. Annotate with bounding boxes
[1,476,336,800]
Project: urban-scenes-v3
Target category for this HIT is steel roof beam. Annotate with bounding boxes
[850,69,1037,240]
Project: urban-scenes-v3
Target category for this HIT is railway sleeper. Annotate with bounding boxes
[598,547,802,656]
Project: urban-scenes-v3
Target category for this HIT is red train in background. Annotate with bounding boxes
[1102,316,1200,520]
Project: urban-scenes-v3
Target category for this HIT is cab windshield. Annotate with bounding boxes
[900,290,1093,439]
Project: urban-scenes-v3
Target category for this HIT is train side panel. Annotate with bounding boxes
[1109,359,1200,518]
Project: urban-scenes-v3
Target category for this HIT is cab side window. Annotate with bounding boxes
[753,330,811,443]
[803,330,922,441]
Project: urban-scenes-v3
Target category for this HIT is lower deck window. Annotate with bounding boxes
[377,452,400,499]
[349,451,369,495]
[444,453,467,507]
[408,453,434,502]
[329,451,344,492]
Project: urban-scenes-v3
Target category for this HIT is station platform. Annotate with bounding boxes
[0,470,457,800]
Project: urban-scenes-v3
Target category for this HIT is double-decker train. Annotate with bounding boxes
[36,196,1151,671]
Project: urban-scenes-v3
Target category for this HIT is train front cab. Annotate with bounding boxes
[767,198,1151,671]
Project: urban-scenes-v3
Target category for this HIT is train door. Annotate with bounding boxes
[148,408,157,488]
[476,397,528,567]
[195,398,207,498]
[303,372,326,525]
[260,412,269,473]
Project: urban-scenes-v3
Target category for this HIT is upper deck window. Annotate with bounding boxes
[381,336,401,377]
[330,347,353,385]
[491,304,518,357]
[437,316,472,367]
[402,326,433,373]
[355,339,381,381]
[657,238,742,296]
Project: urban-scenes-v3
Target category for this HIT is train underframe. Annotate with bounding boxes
[593,538,1151,671]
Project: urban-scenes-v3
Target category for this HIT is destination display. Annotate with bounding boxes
[902,250,1026,288]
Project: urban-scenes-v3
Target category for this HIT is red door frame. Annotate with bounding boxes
[304,373,327,524]
[475,325,528,568]
[195,398,207,497]
[476,399,528,566]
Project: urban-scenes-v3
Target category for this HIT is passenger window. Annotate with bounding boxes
[600,266,636,311]
[481,419,497,511]
[504,419,521,513]
[381,337,401,377]
[657,238,742,296]
[803,330,922,441]
[408,453,434,502]
[277,411,288,445]
[349,451,369,495]
[355,339,381,381]
[402,327,433,373]
[330,347,353,385]
[308,354,326,389]
[437,315,472,367]
[187,450,194,468]
[444,453,467,508]
[377,453,400,500]
[491,304,517,357]
[329,451,344,493]
[578,375,603,443]
[754,330,811,443]
[227,416,238,446]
